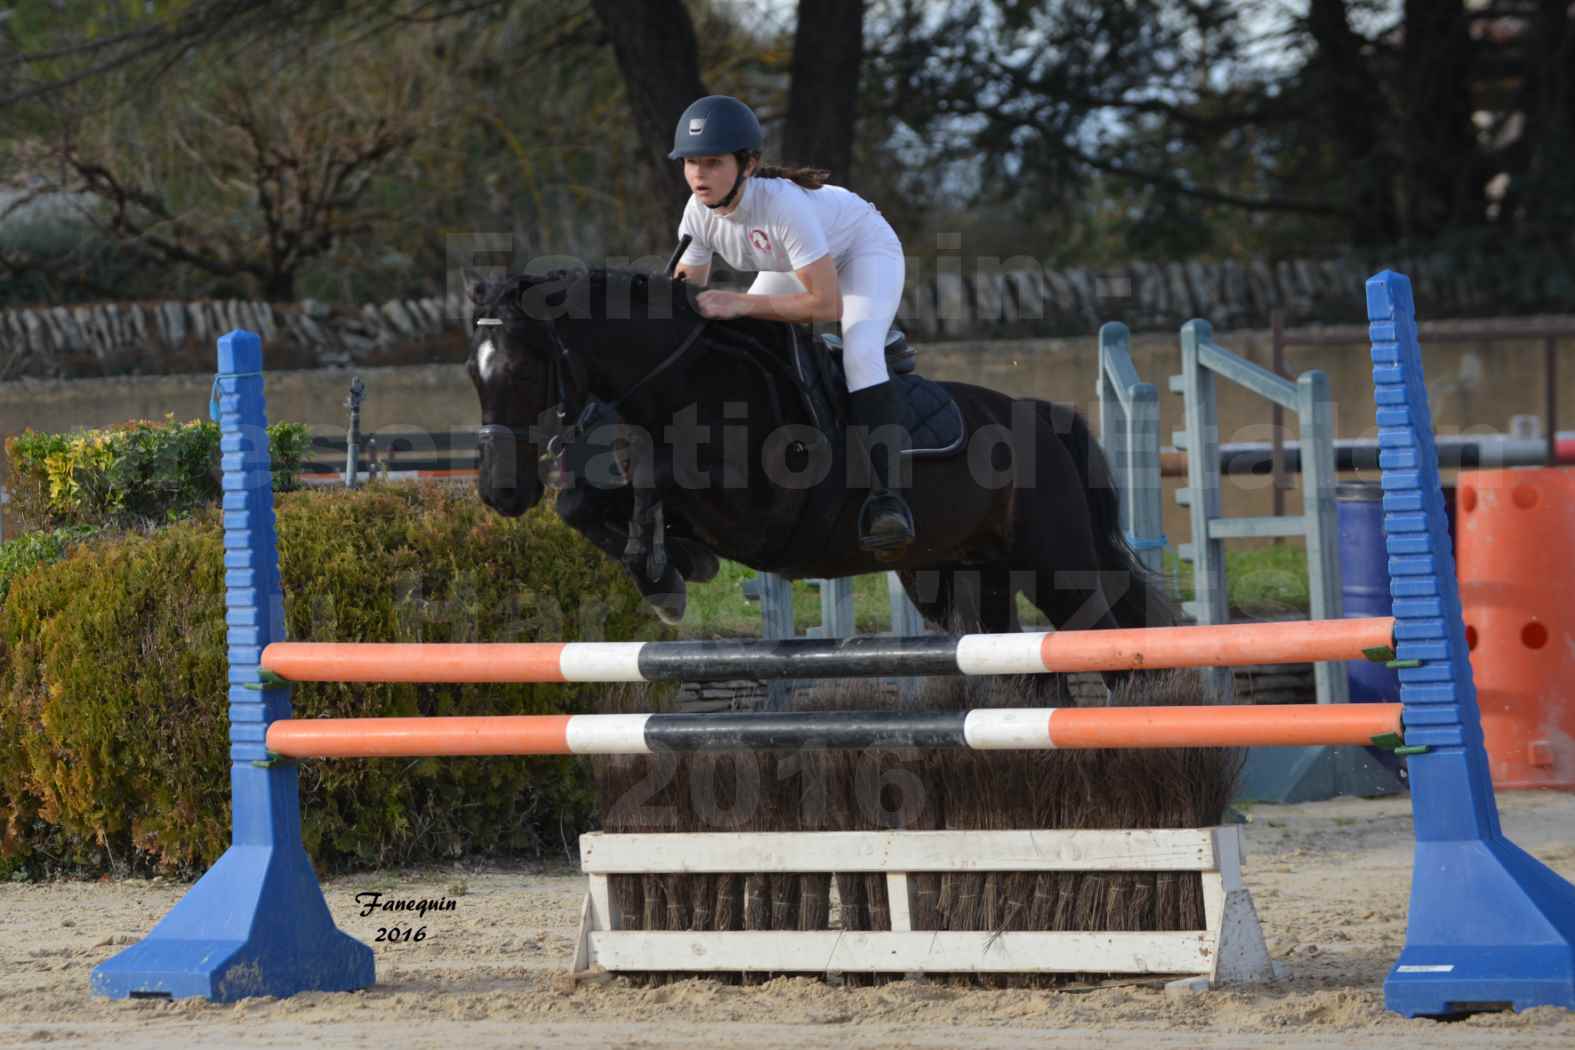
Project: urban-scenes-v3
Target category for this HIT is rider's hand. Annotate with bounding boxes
[696,290,749,320]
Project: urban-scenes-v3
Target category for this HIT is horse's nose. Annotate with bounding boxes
[477,425,519,490]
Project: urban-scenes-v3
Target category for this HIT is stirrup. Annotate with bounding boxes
[858,491,915,553]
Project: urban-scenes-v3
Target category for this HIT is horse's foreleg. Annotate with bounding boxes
[620,434,670,582]
[556,471,687,625]
[647,502,668,582]
[620,427,661,581]
[645,448,725,583]
[623,495,666,582]
[556,483,633,560]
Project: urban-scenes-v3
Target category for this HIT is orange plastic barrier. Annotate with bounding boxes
[1457,468,1575,789]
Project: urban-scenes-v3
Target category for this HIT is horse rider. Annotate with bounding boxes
[666,94,916,556]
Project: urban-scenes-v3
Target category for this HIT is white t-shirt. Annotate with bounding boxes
[677,177,892,275]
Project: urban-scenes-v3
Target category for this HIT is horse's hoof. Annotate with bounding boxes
[672,540,720,583]
[648,591,686,625]
[632,563,688,625]
[647,548,670,583]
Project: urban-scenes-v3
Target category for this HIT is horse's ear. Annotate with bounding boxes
[462,267,487,305]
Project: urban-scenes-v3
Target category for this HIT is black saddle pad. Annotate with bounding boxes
[889,373,965,457]
[792,331,964,459]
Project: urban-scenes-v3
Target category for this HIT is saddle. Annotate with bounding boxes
[550,321,964,580]
[792,327,965,459]
[555,324,964,488]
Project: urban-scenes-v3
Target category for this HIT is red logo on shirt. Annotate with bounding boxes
[748,229,772,252]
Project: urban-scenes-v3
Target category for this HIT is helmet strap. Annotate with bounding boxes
[704,152,755,212]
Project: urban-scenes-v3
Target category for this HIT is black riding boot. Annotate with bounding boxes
[848,381,916,555]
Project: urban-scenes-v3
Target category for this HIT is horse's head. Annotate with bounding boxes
[466,267,708,515]
[465,272,558,516]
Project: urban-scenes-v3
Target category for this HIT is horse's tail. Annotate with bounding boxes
[1040,400,1177,629]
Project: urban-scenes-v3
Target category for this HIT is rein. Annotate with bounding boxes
[479,271,795,460]
[541,303,710,452]
[598,315,712,417]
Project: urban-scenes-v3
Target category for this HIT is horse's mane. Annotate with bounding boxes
[482,266,794,348]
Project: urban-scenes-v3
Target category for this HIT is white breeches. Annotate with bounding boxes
[748,246,906,393]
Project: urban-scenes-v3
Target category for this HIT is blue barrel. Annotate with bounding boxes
[1337,481,1400,703]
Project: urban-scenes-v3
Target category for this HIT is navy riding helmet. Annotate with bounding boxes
[668,95,764,159]
[670,96,763,210]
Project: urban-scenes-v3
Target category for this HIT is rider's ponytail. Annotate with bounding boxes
[736,150,831,189]
[756,163,832,189]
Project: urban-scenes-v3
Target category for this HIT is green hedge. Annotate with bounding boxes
[0,483,673,879]
[4,415,309,533]
[0,526,101,608]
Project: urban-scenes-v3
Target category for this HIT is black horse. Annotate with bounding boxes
[465,267,1169,663]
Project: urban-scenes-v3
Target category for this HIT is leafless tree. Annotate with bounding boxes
[8,45,438,300]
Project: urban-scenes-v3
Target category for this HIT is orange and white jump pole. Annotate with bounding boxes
[263,703,1405,759]
[259,616,1397,685]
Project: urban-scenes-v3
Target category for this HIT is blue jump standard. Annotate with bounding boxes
[90,273,1575,1017]
[90,331,374,1001]
[1368,272,1575,1018]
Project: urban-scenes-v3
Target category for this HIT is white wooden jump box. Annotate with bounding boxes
[572,826,1273,986]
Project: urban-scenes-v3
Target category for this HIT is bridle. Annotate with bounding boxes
[473,296,712,459]
[553,314,712,421]
[473,271,795,474]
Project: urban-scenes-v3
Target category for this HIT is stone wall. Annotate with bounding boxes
[4,318,1571,546]
[3,251,1567,382]
[0,295,467,381]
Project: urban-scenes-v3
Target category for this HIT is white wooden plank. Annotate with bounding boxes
[1201,870,1225,941]
[886,873,912,932]
[588,875,613,931]
[571,894,593,973]
[586,930,1213,975]
[579,829,1218,875]
[1199,828,1231,950]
